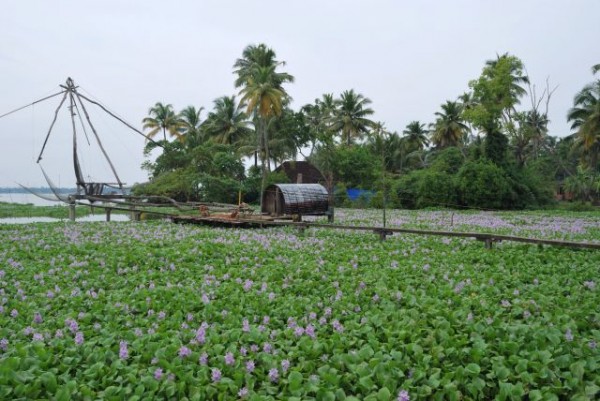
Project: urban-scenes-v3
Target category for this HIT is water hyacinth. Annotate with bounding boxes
[75,331,84,345]
[224,352,235,365]
[397,389,410,401]
[0,212,598,399]
[178,346,191,358]
[268,368,279,383]
[119,341,129,360]
[211,368,222,383]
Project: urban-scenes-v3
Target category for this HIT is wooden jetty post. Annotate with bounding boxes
[68,200,76,222]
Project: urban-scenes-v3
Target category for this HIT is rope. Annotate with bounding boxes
[0,90,65,120]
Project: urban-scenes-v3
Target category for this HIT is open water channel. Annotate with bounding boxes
[0,193,129,224]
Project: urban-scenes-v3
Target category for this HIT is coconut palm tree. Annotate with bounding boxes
[484,53,530,103]
[430,101,469,148]
[402,121,429,152]
[203,96,252,146]
[329,89,375,146]
[524,109,549,160]
[235,44,294,204]
[234,44,293,89]
[568,79,600,169]
[178,106,205,149]
[142,102,183,142]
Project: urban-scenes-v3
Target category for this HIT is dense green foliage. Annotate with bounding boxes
[0,211,599,399]
[135,44,599,209]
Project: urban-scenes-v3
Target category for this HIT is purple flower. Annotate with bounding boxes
[238,387,249,398]
[268,368,279,383]
[211,368,222,383]
[195,327,206,344]
[240,346,247,356]
[501,300,511,308]
[332,320,344,333]
[453,281,465,294]
[151,357,159,365]
[199,352,208,365]
[75,331,84,345]
[243,279,253,292]
[281,359,290,372]
[55,329,64,338]
[179,346,191,358]
[565,329,574,342]
[10,309,18,318]
[224,352,235,366]
[589,341,597,349]
[158,311,166,320]
[583,281,596,290]
[294,327,305,337]
[305,324,316,339]
[0,338,8,351]
[32,333,44,342]
[397,389,410,401]
[154,368,163,380]
[66,319,79,333]
[242,319,250,332]
[263,342,272,353]
[33,312,43,324]
[119,341,129,360]
[246,360,255,373]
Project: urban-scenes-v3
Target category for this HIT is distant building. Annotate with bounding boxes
[274,161,325,185]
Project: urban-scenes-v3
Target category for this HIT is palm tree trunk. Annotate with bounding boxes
[264,119,271,173]
[259,118,267,212]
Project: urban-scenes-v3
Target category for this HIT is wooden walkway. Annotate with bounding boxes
[171,215,600,250]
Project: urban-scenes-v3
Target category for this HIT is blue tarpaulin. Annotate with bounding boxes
[346,189,375,201]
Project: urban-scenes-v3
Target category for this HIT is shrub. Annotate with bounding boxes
[455,160,512,209]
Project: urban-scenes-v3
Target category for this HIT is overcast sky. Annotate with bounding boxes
[1,0,598,188]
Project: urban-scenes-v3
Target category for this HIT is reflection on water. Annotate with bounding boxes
[0,214,130,224]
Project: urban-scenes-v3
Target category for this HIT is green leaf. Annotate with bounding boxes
[570,361,585,381]
[377,387,391,401]
[465,363,481,375]
[528,390,542,401]
[316,390,336,401]
[40,371,57,393]
[56,386,71,401]
[288,371,303,392]
[335,388,347,400]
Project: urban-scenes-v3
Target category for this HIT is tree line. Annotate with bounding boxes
[133,44,600,209]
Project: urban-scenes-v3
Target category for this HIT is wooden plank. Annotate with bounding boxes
[235,219,600,250]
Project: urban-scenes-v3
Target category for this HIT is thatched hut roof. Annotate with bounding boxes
[274,161,325,184]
